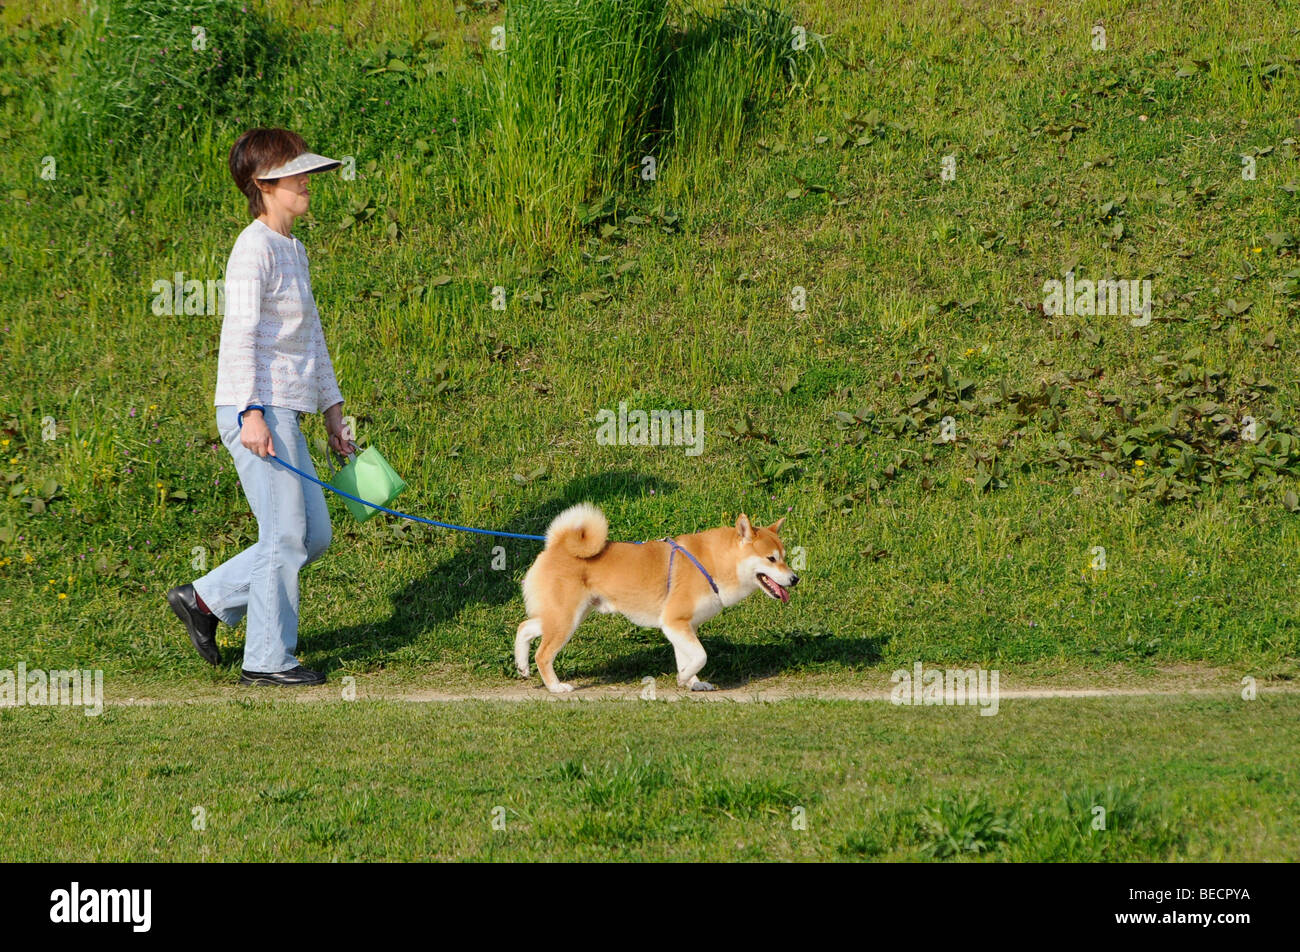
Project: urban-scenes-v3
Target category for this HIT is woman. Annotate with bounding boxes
[166,127,356,686]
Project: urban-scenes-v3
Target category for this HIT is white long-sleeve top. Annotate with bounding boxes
[213,218,344,415]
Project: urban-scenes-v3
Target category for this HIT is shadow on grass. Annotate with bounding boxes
[303,469,677,669]
[563,627,891,690]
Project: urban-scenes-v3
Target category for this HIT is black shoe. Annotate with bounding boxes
[167,584,220,666]
[239,665,326,686]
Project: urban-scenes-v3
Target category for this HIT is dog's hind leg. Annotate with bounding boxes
[515,618,543,677]
[534,600,590,694]
[662,621,713,691]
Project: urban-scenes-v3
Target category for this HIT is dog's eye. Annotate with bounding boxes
[767,555,777,562]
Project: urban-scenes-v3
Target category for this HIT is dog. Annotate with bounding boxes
[515,504,798,693]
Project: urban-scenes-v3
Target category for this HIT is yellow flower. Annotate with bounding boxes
[8,457,17,465]
[1135,460,1145,467]
[0,439,8,446]
[1253,247,1262,253]
[23,553,33,563]
[156,482,163,489]
[148,404,157,410]
[58,592,67,600]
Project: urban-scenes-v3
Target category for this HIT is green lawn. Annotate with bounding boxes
[1,694,1295,861]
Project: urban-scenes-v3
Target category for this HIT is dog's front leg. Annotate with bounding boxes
[662,621,714,691]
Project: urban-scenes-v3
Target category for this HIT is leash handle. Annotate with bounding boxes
[323,447,358,480]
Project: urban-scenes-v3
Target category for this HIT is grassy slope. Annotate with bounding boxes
[0,0,1297,700]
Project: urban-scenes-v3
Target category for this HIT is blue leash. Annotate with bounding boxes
[264,453,721,595]
[267,453,546,541]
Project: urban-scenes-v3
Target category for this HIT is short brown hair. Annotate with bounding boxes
[228,127,308,218]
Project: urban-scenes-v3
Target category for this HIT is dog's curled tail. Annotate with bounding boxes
[545,502,608,559]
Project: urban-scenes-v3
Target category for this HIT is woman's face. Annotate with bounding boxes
[258,171,311,218]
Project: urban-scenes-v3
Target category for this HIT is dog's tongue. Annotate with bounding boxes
[765,576,790,603]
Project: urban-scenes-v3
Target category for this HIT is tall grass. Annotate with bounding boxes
[55,0,288,181]
[474,0,818,249]
[664,3,820,196]
[476,0,672,250]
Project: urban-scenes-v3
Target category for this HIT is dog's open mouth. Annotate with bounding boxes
[757,573,790,604]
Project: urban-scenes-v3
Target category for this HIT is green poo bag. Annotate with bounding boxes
[326,446,407,522]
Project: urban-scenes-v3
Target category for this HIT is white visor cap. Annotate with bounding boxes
[256,152,342,180]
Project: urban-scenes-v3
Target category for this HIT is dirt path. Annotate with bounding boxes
[375,684,1297,703]
[92,671,1297,707]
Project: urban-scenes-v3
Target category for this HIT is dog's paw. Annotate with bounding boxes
[516,665,530,678]
[547,682,575,694]
[689,679,716,692]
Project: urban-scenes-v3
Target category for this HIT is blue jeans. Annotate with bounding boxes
[193,405,331,673]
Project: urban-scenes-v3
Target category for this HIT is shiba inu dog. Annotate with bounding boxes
[515,503,799,693]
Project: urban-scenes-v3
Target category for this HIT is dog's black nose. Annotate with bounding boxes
[789,575,800,587]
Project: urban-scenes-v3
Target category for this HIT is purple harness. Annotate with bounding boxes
[661,538,720,596]
[632,537,719,595]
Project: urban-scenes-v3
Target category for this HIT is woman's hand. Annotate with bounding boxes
[240,412,276,458]
[324,403,357,457]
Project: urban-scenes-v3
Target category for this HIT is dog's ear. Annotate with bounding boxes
[736,513,754,543]
[768,515,786,534]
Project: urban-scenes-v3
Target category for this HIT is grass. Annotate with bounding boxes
[0,0,1298,858]
[0,693,1294,861]
[475,0,672,249]
[1,0,1297,692]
